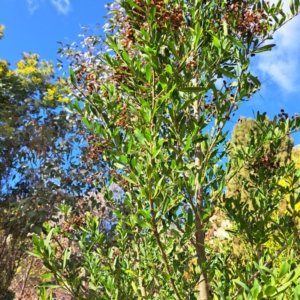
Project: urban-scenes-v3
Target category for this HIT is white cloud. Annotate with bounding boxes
[26,0,71,14]
[50,0,71,14]
[27,0,40,14]
[256,0,300,92]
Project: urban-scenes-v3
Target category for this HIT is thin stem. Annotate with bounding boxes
[19,257,34,299]
[136,228,147,299]
[149,69,182,300]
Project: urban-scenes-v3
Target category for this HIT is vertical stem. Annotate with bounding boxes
[148,70,182,300]
[19,256,34,299]
[194,100,210,300]
[138,269,147,299]
[137,228,147,299]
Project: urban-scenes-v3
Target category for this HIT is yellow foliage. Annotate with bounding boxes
[31,76,43,84]
[47,86,57,95]
[17,65,37,75]
[292,145,300,169]
[183,257,197,282]
[16,54,40,76]
[56,77,67,85]
[0,24,4,39]
[0,60,8,74]
[1,43,69,105]
[58,96,70,103]
[44,86,57,101]
[276,147,300,214]
[7,53,69,103]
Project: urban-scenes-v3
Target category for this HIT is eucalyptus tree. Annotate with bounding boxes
[0,26,109,298]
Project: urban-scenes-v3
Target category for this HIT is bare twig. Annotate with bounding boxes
[19,256,34,299]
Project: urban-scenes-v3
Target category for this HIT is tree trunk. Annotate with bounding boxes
[194,98,210,300]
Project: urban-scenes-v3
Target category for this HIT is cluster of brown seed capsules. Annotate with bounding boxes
[87,135,111,161]
[251,152,280,171]
[61,214,86,235]
[122,0,186,48]
[223,1,270,36]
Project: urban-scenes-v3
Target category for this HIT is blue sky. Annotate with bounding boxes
[0,0,107,64]
[1,0,300,144]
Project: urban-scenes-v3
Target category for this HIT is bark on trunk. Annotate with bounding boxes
[194,99,210,300]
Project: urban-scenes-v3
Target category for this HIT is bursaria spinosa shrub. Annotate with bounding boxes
[31,1,300,299]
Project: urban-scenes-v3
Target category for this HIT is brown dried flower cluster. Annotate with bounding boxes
[251,152,280,171]
[111,66,131,85]
[186,54,198,70]
[115,103,130,129]
[122,0,185,48]
[75,65,100,95]
[76,65,87,84]
[87,135,111,160]
[224,2,270,36]
[61,214,86,234]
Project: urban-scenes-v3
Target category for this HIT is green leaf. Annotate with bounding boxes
[39,284,60,289]
[218,68,236,79]
[145,64,152,84]
[140,106,151,123]
[45,228,54,245]
[134,129,147,144]
[248,74,261,88]
[251,287,259,299]
[254,44,276,53]
[279,261,290,278]
[131,281,138,294]
[223,19,228,36]
[122,50,130,63]
[165,64,172,74]
[226,35,245,49]
[138,209,151,219]
[26,250,43,258]
[212,36,221,49]
[32,233,40,247]
[63,248,71,272]
[69,68,76,86]
[162,197,172,215]
[83,117,91,129]
[42,273,54,279]
[159,74,167,87]
[123,174,138,185]
[154,176,164,198]
[295,0,300,12]
[252,279,262,298]
[290,0,295,14]
[193,22,203,48]
[119,155,127,164]
[234,279,250,292]
[184,135,192,152]
[179,86,204,92]
[264,286,276,296]
[187,208,193,227]
[276,280,293,294]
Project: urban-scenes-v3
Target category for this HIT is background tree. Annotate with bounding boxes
[0,25,116,298]
[227,115,294,205]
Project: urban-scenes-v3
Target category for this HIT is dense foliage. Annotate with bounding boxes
[28,0,300,299]
[227,116,294,204]
[1,0,300,299]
